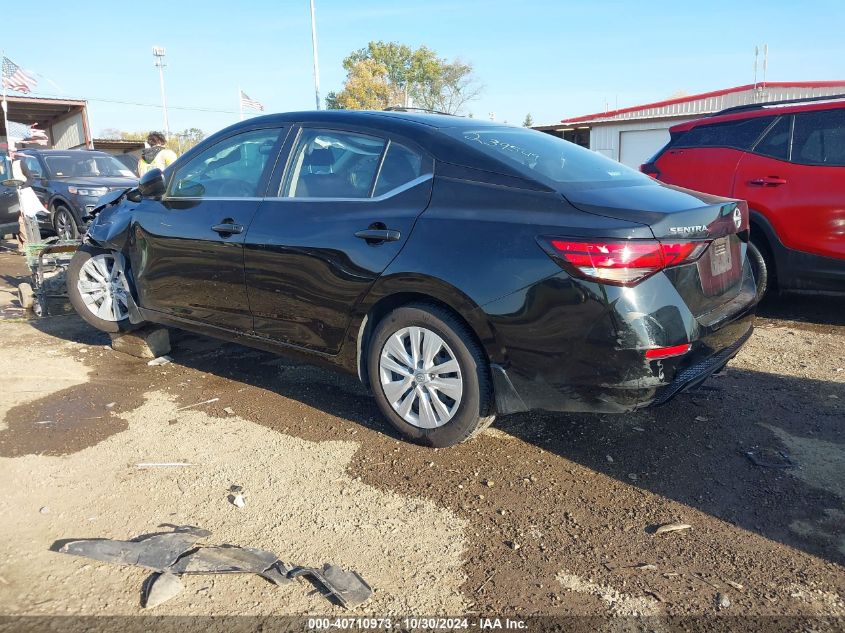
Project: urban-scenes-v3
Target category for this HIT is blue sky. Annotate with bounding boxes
[4,0,843,138]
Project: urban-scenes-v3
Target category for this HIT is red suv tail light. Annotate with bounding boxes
[640,162,661,180]
[539,238,710,286]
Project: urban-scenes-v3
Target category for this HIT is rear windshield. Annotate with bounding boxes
[445,126,652,185]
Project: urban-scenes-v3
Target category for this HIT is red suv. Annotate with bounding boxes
[642,96,845,298]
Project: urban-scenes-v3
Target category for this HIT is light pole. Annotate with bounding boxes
[152,46,170,137]
[309,0,321,110]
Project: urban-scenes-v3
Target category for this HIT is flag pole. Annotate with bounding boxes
[238,87,244,121]
[309,0,321,110]
[1,51,13,162]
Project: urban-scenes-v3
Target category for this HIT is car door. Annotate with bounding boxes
[127,125,288,332]
[656,116,775,197]
[243,125,434,353]
[734,109,845,260]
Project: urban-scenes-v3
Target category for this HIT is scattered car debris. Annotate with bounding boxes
[169,545,292,586]
[605,455,614,463]
[105,402,116,409]
[744,448,795,469]
[176,398,220,412]
[654,522,692,535]
[223,407,235,415]
[55,525,211,570]
[716,592,732,609]
[505,540,521,550]
[627,473,639,481]
[289,564,373,609]
[231,494,246,509]
[143,571,183,608]
[147,355,173,367]
[51,525,372,609]
[136,462,193,469]
[39,506,50,514]
[694,415,708,422]
[726,580,745,591]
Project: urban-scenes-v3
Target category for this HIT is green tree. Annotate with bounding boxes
[522,113,534,127]
[327,41,482,114]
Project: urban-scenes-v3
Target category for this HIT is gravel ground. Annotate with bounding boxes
[0,244,842,622]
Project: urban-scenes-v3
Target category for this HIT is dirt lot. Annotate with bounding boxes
[0,242,842,623]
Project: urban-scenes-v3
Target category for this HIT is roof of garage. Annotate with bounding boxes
[1,95,88,133]
[560,80,845,126]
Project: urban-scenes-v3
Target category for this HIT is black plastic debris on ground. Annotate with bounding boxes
[51,525,372,609]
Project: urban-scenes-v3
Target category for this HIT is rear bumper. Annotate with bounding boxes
[482,264,757,415]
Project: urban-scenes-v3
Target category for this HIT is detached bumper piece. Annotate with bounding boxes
[53,525,372,609]
[650,326,753,406]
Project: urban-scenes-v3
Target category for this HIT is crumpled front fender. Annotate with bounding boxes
[85,198,134,251]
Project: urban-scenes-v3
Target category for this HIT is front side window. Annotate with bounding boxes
[675,116,774,151]
[170,128,282,198]
[791,109,845,166]
[753,116,791,161]
[283,129,386,198]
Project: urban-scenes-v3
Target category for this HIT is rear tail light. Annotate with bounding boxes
[540,238,710,287]
[640,162,661,179]
[645,343,691,359]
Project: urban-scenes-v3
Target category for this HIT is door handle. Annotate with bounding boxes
[354,228,401,243]
[211,222,244,235]
[748,176,787,186]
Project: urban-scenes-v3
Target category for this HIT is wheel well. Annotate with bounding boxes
[749,218,777,282]
[357,292,490,386]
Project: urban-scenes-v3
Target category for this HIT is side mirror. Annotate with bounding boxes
[138,168,166,198]
[1,178,26,188]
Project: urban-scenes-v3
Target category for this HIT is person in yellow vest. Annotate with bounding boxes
[137,132,177,176]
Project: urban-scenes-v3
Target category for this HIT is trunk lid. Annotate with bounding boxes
[563,181,750,318]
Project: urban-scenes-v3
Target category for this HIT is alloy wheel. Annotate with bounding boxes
[76,252,131,322]
[378,326,463,429]
[55,209,76,240]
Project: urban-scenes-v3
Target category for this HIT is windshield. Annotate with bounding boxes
[446,126,653,186]
[42,154,135,179]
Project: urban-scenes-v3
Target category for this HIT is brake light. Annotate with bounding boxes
[541,239,710,286]
[640,162,661,179]
[645,343,691,359]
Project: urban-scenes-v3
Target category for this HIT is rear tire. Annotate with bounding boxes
[368,303,495,447]
[747,240,771,302]
[67,245,138,333]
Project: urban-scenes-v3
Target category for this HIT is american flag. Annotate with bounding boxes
[240,90,264,112]
[7,121,49,149]
[2,57,38,94]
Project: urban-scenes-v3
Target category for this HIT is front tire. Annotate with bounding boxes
[67,245,138,333]
[54,205,79,240]
[368,303,495,447]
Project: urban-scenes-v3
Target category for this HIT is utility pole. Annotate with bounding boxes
[152,46,170,137]
[309,0,321,110]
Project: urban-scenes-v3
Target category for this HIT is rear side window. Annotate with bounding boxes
[791,109,845,166]
[284,129,385,198]
[675,116,774,151]
[753,116,791,161]
[373,142,428,196]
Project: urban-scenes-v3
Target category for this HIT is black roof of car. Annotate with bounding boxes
[245,109,502,132]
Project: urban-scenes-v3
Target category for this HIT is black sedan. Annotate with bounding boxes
[17,149,138,239]
[67,111,757,447]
